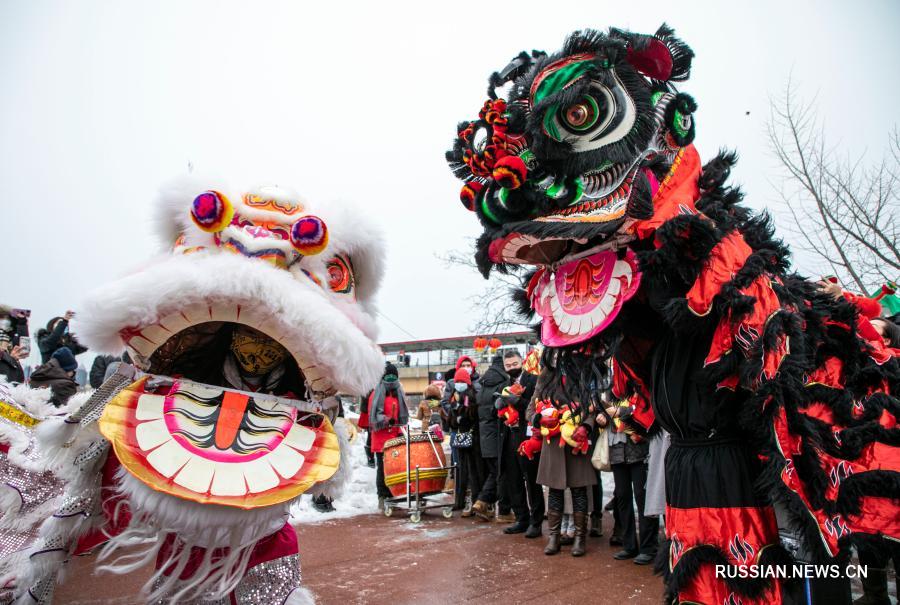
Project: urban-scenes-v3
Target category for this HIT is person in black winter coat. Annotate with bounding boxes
[448,368,484,514]
[494,350,541,536]
[0,333,26,384]
[37,312,87,363]
[89,354,119,388]
[471,354,507,520]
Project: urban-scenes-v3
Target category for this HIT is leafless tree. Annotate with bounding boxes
[436,240,534,335]
[768,78,899,293]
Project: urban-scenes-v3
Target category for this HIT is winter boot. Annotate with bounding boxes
[852,568,891,605]
[525,523,542,539]
[471,500,493,521]
[504,509,530,534]
[544,509,562,555]
[571,511,588,557]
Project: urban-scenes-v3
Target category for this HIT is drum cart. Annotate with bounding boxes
[382,427,456,522]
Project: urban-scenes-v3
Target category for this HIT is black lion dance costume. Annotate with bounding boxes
[447,25,899,605]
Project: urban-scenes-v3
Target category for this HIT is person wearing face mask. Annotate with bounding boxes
[447,367,484,515]
[368,363,409,509]
[495,349,540,535]
[441,355,481,479]
[472,353,509,521]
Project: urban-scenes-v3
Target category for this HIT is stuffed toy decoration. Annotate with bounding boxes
[1,178,385,604]
[535,399,561,440]
[448,24,900,605]
[497,382,525,426]
[558,406,589,454]
[517,433,544,460]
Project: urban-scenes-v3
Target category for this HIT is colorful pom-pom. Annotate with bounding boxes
[492,155,528,190]
[190,190,233,233]
[290,215,329,256]
[460,182,484,211]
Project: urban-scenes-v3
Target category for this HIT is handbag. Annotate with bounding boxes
[451,430,473,449]
[591,426,611,471]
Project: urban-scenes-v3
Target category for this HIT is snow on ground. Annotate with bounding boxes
[290,426,379,524]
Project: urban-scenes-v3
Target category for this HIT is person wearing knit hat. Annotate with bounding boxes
[30,346,79,407]
[441,361,483,504]
[51,346,78,372]
[453,368,471,385]
[447,366,483,516]
[367,362,409,509]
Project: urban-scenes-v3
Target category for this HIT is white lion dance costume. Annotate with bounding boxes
[0,177,385,603]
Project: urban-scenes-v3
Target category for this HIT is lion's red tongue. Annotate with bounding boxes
[527,249,641,347]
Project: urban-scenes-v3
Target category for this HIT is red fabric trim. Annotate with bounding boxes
[686,232,752,317]
[844,292,882,319]
[158,521,298,582]
[705,275,786,384]
[666,504,782,605]
[629,145,702,241]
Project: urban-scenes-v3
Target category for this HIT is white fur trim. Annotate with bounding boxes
[310,417,352,501]
[285,586,316,605]
[77,252,384,395]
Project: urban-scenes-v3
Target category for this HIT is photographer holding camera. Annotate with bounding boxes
[0,306,31,384]
[37,310,87,363]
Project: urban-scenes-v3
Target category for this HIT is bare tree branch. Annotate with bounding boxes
[768,79,899,294]
[435,240,534,335]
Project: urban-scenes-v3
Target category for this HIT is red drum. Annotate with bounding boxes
[382,433,448,498]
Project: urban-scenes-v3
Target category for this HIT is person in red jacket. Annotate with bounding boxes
[368,363,409,509]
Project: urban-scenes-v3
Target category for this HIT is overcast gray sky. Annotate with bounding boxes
[2,0,898,367]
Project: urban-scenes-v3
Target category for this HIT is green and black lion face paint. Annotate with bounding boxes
[447,24,696,275]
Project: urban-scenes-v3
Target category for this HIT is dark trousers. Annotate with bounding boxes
[498,428,527,518]
[477,457,499,504]
[455,447,486,509]
[523,453,545,527]
[612,461,658,555]
[365,430,374,464]
[375,452,391,499]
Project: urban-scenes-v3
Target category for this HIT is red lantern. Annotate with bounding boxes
[473,337,487,352]
[488,338,502,352]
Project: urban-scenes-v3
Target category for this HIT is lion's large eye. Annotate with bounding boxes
[542,71,636,152]
[561,97,599,131]
[326,255,355,296]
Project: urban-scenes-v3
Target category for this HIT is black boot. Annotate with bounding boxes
[571,511,587,557]
[504,509,530,534]
[525,523,542,538]
[544,509,562,555]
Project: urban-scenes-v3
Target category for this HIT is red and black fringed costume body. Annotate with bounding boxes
[631,146,900,604]
[447,24,900,605]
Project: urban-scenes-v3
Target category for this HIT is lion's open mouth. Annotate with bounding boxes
[120,301,334,395]
[101,315,345,509]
